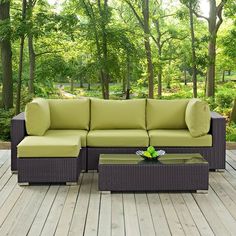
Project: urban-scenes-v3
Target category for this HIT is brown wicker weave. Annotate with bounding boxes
[18,155,81,184]
[98,154,209,192]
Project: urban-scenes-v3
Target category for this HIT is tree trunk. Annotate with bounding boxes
[28,33,36,94]
[70,78,74,92]
[206,35,216,97]
[15,0,27,115]
[126,54,131,99]
[28,0,35,94]
[0,0,13,109]
[80,78,84,87]
[142,0,154,98]
[87,81,91,90]
[98,0,110,99]
[189,2,197,98]
[184,70,187,85]
[230,98,236,124]
[155,19,162,97]
[228,70,231,76]
[222,70,225,82]
[206,0,224,97]
[122,76,126,94]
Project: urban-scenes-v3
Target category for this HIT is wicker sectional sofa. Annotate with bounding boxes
[11,98,226,183]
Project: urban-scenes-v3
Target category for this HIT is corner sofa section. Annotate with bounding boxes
[11,98,226,176]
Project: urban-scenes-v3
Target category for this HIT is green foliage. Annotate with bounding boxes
[0,108,15,141]
[226,122,236,142]
[216,91,235,109]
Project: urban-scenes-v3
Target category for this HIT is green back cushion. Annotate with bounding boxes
[90,99,146,130]
[147,99,189,130]
[185,99,211,137]
[25,98,50,136]
[48,99,90,130]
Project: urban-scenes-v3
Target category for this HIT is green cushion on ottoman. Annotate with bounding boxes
[17,131,81,158]
[25,98,50,136]
[185,99,211,137]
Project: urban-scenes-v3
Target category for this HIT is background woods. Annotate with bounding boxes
[0,0,236,140]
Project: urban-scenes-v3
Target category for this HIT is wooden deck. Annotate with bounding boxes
[1,151,236,236]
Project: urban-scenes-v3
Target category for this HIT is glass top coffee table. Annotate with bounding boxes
[98,153,209,192]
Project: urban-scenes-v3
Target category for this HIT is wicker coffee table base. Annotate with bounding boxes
[99,162,209,192]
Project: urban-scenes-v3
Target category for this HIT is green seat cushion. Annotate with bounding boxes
[45,129,88,147]
[87,130,149,147]
[25,98,50,136]
[48,98,90,130]
[147,99,189,130]
[148,129,212,147]
[17,131,81,158]
[90,99,146,130]
[185,99,211,137]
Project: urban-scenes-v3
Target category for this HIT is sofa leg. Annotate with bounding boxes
[66,182,78,186]
[196,190,208,194]
[215,169,225,172]
[18,182,29,186]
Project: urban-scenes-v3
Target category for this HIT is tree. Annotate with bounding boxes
[27,0,37,94]
[125,0,154,98]
[15,0,27,115]
[0,0,13,109]
[181,0,198,97]
[193,0,227,97]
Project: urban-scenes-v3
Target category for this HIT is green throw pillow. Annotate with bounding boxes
[25,98,50,136]
[185,99,211,137]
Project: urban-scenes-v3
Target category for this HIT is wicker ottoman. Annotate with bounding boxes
[18,155,81,185]
[98,153,209,192]
[17,135,82,185]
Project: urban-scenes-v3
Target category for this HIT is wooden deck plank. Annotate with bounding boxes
[193,190,231,235]
[0,187,36,235]
[68,173,93,236]
[98,192,112,236]
[0,174,17,208]
[147,193,171,235]
[123,193,140,236]
[159,194,185,236]
[209,174,236,220]
[0,150,9,166]
[83,173,100,236]
[207,186,236,235]
[55,185,80,236]
[111,194,125,236]
[27,185,60,236]
[135,193,156,236]
[7,186,48,236]
[1,150,236,236]
[0,183,24,227]
[170,193,200,236]
[40,186,69,236]
[182,193,214,236]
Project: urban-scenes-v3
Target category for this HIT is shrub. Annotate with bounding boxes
[0,108,15,141]
[215,91,234,109]
[226,122,236,142]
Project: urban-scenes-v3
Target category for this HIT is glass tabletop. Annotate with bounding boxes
[99,153,208,165]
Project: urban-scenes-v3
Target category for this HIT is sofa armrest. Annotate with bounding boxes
[209,111,226,169]
[11,112,27,171]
